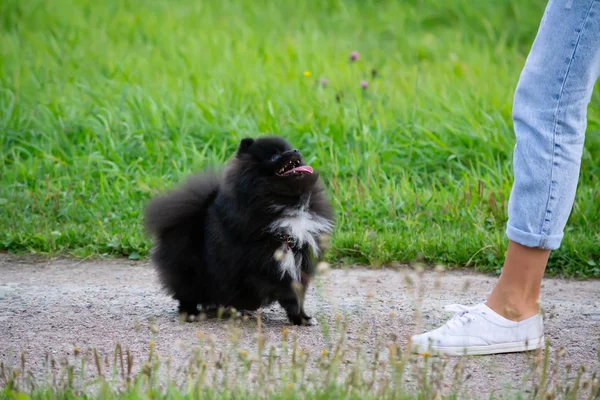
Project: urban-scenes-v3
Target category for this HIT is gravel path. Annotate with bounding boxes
[0,254,598,398]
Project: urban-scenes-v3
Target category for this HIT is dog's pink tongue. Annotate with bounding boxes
[283,165,313,176]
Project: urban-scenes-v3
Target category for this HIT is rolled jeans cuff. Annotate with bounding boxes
[506,224,563,250]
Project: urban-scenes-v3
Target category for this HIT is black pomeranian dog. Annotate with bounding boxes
[144,137,334,325]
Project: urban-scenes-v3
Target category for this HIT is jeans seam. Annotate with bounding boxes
[540,0,596,241]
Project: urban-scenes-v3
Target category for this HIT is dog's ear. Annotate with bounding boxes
[237,138,254,154]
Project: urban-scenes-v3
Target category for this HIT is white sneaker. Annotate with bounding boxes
[410,303,545,356]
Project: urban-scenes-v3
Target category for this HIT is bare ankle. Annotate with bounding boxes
[485,241,549,321]
[486,296,540,321]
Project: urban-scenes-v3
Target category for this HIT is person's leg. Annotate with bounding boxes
[486,241,549,321]
[411,0,600,355]
[490,0,600,322]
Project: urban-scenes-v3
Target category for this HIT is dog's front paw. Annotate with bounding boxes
[288,314,317,326]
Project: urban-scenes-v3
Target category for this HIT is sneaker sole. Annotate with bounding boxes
[412,336,545,356]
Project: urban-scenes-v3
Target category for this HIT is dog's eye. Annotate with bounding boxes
[271,154,281,162]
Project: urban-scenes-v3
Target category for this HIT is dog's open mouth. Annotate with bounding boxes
[276,159,314,176]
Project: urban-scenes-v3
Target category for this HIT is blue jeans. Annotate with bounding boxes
[507,0,600,250]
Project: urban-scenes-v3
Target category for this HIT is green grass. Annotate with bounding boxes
[1,0,599,277]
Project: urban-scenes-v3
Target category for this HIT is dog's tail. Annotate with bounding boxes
[143,173,220,236]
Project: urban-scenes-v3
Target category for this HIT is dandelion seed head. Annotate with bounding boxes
[273,248,285,261]
[316,261,330,274]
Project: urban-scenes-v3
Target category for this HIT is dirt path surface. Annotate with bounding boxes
[1,254,599,398]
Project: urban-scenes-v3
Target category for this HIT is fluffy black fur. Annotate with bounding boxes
[144,137,334,325]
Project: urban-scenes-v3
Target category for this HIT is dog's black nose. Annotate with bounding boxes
[293,149,300,154]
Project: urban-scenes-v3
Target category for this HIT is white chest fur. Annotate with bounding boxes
[270,208,333,281]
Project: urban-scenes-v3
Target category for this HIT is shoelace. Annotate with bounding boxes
[443,304,478,329]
